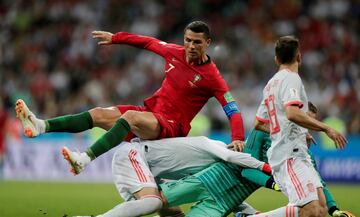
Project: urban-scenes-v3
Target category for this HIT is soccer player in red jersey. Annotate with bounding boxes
[15,21,245,174]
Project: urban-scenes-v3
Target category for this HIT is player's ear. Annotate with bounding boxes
[206,38,211,47]
[274,56,280,65]
[297,52,301,65]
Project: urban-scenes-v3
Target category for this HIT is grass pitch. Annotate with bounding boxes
[0,181,358,217]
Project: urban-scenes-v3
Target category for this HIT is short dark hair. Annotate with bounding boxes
[308,101,318,114]
[184,21,211,39]
[275,36,299,64]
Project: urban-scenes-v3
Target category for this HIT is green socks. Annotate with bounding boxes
[45,111,93,133]
[86,118,130,160]
[45,111,131,160]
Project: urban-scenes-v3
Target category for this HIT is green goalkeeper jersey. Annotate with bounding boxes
[241,129,272,187]
[194,129,273,214]
[196,162,261,216]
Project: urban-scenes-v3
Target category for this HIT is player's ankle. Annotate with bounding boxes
[37,119,46,134]
[85,149,96,161]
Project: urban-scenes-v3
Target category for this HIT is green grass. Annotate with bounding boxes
[0,181,359,217]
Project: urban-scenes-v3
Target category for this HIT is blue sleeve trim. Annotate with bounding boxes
[223,101,240,118]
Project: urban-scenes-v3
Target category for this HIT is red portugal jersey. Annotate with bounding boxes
[112,32,244,141]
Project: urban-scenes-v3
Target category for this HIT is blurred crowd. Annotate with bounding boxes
[0,0,359,139]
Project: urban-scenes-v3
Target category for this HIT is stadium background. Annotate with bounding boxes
[0,0,359,216]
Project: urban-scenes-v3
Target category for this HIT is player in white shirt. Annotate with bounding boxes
[250,36,347,217]
[68,136,271,217]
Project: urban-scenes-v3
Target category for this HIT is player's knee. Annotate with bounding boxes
[312,207,326,217]
[122,110,142,125]
[300,201,327,217]
[319,206,327,217]
[89,107,107,122]
[90,106,121,129]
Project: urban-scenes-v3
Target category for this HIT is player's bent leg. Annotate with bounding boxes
[316,187,328,216]
[89,106,122,130]
[157,206,185,217]
[15,99,46,138]
[299,199,327,217]
[121,110,161,139]
[186,197,225,217]
[98,187,163,217]
[160,175,210,207]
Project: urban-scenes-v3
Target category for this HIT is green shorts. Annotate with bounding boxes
[160,176,227,217]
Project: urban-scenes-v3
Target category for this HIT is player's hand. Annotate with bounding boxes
[306,133,317,148]
[332,210,355,217]
[92,31,114,45]
[324,128,347,149]
[227,140,244,152]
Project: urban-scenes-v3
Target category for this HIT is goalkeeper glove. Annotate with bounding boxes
[272,183,281,191]
[265,176,281,192]
[332,210,355,217]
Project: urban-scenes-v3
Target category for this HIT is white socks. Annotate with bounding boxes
[34,118,46,134]
[249,206,298,217]
[100,195,163,217]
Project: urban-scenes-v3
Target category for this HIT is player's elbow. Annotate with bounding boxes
[285,106,301,123]
[222,155,233,163]
[254,119,262,130]
[254,119,267,132]
[286,113,297,122]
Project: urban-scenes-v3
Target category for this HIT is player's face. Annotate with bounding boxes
[184,29,210,62]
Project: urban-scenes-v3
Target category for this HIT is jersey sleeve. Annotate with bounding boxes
[280,73,304,108]
[241,129,271,186]
[243,129,263,159]
[210,73,244,141]
[111,32,170,57]
[256,98,269,123]
[241,168,271,187]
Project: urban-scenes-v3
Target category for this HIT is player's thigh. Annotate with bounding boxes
[186,198,226,217]
[122,111,161,139]
[274,157,322,207]
[317,187,327,208]
[160,176,209,207]
[299,198,327,217]
[89,106,122,130]
[112,143,157,201]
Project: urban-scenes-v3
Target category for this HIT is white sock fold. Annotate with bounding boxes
[36,118,46,134]
[249,206,298,217]
[101,195,163,217]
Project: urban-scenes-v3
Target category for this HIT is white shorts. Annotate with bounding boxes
[112,142,157,201]
[273,157,322,206]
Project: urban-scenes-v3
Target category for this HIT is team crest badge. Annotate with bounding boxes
[307,182,315,193]
[189,74,202,87]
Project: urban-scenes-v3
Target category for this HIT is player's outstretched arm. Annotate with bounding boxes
[92,31,113,45]
[285,105,347,149]
[206,139,271,174]
[93,30,168,57]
